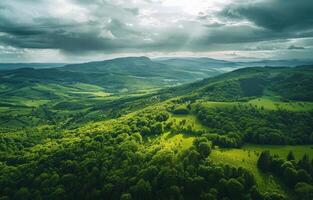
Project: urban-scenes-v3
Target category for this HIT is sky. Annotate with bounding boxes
[0,0,312,62]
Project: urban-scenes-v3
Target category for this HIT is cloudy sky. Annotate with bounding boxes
[0,0,312,62]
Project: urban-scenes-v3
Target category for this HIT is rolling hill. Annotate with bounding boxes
[1,60,313,200]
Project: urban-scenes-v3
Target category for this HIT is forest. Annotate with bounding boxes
[0,64,313,200]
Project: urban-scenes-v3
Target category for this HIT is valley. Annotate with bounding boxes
[0,59,313,200]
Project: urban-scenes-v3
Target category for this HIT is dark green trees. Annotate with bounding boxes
[226,178,244,199]
[195,105,313,146]
[257,151,313,198]
[287,151,295,161]
[295,182,313,200]
[193,137,212,158]
[257,151,271,171]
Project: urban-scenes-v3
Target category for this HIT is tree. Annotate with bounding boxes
[194,139,212,159]
[287,151,295,161]
[298,154,312,173]
[297,169,312,183]
[295,182,313,200]
[120,193,132,200]
[131,179,151,200]
[194,137,212,157]
[226,178,244,199]
[257,151,271,171]
[150,122,163,135]
[50,187,65,199]
[250,186,263,200]
[283,167,298,187]
[14,187,31,200]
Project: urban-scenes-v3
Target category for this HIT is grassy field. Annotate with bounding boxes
[248,97,313,111]
[194,97,313,112]
[170,114,209,131]
[242,144,313,160]
[194,101,236,109]
[159,132,195,151]
[211,144,313,198]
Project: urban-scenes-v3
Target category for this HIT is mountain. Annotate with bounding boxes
[155,57,239,68]
[0,57,235,98]
[155,57,313,70]
[0,63,66,71]
[238,59,313,67]
[60,56,223,80]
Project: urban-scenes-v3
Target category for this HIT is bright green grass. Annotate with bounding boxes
[194,98,313,112]
[170,114,209,131]
[160,132,195,151]
[196,101,237,109]
[248,98,313,111]
[243,144,313,160]
[211,144,313,198]
[145,132,195,155]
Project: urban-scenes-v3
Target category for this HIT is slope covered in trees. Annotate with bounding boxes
[1,64,313,199]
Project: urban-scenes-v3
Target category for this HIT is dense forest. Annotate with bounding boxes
[1,64,313,199]
[0,108,285,200]
[258,151,313,199]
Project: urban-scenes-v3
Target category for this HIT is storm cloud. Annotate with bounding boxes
[220,0,313,31]
[0,0,312,62]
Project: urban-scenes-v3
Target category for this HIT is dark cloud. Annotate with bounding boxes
[288,45,305,50]
[220,0,313,32]
[0,0,312,61]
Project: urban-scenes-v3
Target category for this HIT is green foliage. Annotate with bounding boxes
[1,65,313,199]
[295,182,313,200]
[257,151,313,198]
[171,104,189,114]
[193,137,212,158]
[287,151,295,161]
[257,151,272,171]
[195,104,313,145]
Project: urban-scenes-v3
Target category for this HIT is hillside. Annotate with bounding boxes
[155,65,313,102]
[0,57,241,130]
[59,56,226,85]
[0,57,236,96]
[1,64,313,200]
[102,65,313,113]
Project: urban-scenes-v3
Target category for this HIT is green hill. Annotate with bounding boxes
[155,65,313,102]
[1,63,313,200]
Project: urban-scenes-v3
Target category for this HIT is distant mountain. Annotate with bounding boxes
[154,57,239,68]
[0,57,226,95]
[59,57,186,78]
[237,59,313,67]
[58,56,228,90]
[0,63,66,71]
[154,57,313,70]
[59,56,222,78]
[2,57,312,97]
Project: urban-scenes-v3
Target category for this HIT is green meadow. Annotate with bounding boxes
[248,98,313,111]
